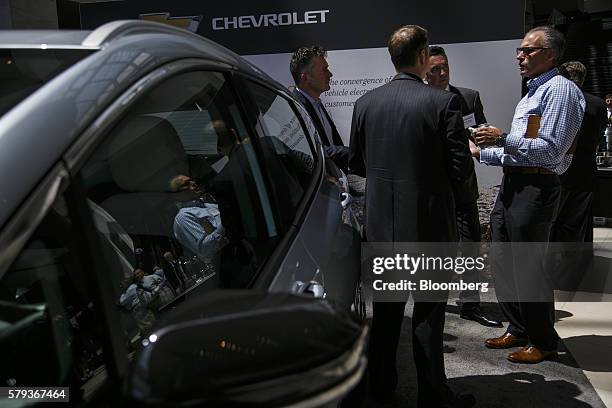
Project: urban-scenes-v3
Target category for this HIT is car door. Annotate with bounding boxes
[59,56,363,405]
[236,76,361,311]
[0,164,125,407]
[0,55,365,408]
[227,76,321,297]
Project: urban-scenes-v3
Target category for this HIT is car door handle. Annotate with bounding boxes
[293,280,327,299]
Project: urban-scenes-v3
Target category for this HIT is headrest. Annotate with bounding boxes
[108,115,189,192]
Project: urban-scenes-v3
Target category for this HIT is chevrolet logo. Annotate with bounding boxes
[140,12,202,33]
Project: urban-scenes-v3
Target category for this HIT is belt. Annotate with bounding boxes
[503,166,556,175]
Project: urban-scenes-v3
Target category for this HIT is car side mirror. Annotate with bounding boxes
[124,290,367,407]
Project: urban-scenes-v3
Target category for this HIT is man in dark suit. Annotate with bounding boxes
[290,45,349,171]
[349,25,475,408]
[550,62,608,292]
[553,61,608,243]
[426,45,502,327]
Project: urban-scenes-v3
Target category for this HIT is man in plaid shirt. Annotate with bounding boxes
[470,26,585,364]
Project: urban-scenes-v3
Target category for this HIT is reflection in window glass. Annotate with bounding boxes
[0,49,94,117]
[80,71,279,351]
[247,83,314,163]
[0,192,106,402]
[149,111,218,156]
[262,98,310,151]
[244,80,317,227]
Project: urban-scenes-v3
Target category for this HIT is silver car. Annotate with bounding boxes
[0,21,365,407]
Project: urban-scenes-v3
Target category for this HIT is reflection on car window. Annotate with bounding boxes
[243,80,317,227]
[149,111,218,156]
[79,70,279,347]
[0,191,106,402]
[0,49,94,117]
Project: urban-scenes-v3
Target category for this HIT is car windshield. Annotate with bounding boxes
[0,48,94,117]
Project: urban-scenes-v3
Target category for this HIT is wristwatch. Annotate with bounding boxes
[495,133,508,147]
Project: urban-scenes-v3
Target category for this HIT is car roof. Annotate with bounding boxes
[0,21,269,70]
[0,20,285,230]
[0,30,94,48]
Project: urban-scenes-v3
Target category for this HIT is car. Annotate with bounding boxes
[0,20,366,407]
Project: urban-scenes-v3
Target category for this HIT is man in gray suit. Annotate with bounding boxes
[290,45,349,171]
[426,45,502,328]
[349,25,475,408]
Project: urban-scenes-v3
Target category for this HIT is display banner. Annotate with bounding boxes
[78,0,524,187]
[79,0,523,54]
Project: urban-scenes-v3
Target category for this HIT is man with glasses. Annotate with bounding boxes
[470,26,585,364]
[426,45,502,328]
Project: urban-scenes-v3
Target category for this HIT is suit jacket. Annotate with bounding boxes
[448,85,486,205]
[292,88,349,170]
[561,92,608,192]
[449,85,487,126]
[349,72,474,242]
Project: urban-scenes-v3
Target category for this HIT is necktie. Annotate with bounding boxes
[315,99,334,146]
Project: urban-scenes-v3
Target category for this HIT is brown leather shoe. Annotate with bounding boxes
[507,346,557,364]
[485,332,528,349]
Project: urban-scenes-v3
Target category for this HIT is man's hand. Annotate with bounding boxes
[200,219,215,235]
[469,139,481,160]
[474,126,503,146]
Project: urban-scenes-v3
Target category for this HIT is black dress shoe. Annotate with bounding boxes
[460,306,503,327]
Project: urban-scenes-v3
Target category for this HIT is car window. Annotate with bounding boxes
[0,49,94,117]
[151,110,218,156]
[242,80,317,227]
[292,96,321,148]
[78,70,279,346]
[0,189,106,403]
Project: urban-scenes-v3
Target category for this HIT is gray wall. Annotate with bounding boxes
[0,0,58,29]
[0,0,12,29]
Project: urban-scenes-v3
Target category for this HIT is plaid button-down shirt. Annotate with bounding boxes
[480,68,585,174]
[173,203,227,261]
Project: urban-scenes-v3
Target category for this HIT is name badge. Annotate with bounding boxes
[462,113,476,129]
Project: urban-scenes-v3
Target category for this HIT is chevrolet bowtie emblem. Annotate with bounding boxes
[139,13,202,33]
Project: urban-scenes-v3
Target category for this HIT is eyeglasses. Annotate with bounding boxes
[430,64,449,74]
[516,47,550,56]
